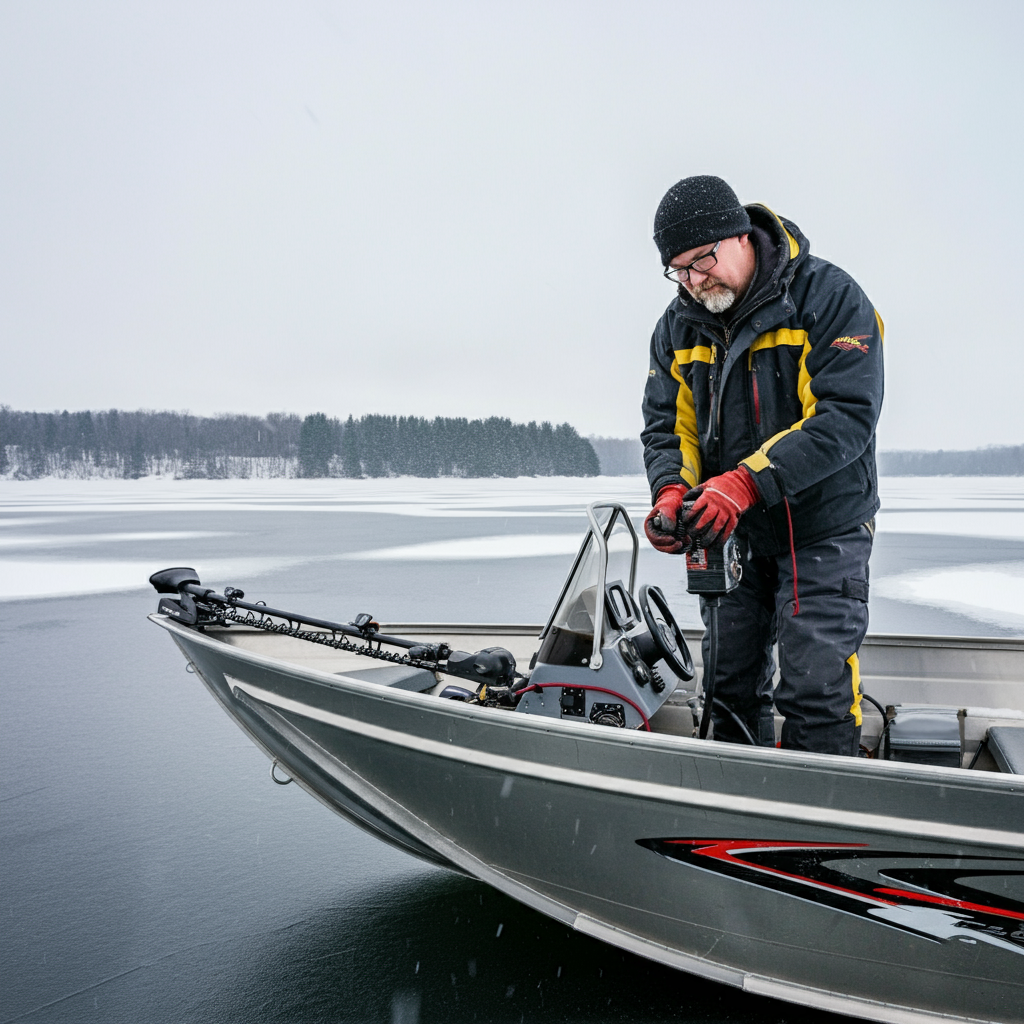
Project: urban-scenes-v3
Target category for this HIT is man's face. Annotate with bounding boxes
[669,234,753,314]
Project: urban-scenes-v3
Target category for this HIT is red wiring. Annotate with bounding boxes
[784,496,799,616]
[517,682,652,731]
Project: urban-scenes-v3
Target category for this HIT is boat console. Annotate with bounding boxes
[514,501,693,729]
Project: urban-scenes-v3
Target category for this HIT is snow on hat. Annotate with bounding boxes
[653,175,752,266]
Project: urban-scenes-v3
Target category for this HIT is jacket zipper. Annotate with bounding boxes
[709,345,717,443]
[752,364,761,425]
[712,327,729,446]
[686,286,790,453]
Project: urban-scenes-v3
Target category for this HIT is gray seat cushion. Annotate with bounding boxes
[988,726,1024,775]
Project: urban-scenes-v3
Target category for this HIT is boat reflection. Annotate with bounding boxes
[226,871,845,1023]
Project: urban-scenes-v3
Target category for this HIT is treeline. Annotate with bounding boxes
[0,407,600,480]
[878,446,1024,476]
[588,436,645,476]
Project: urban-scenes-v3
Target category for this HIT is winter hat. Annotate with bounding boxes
[653,175,752,265]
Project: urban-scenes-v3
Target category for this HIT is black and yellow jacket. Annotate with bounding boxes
[641,205,884,556]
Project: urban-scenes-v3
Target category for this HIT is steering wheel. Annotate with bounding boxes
[638,584,694,681]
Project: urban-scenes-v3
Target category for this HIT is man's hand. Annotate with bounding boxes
[644,483,691,554]
[682,468,759,546]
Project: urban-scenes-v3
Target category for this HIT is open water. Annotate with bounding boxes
[2,476,1023,1024]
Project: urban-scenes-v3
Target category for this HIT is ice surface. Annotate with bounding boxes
[877,476,1024,509]
[875,511,1024,541]
[0,475,653,517]
[0,516,71,528]
[0,531,230,549]
[0,556,303,602]
[347,534,584,561]
[1,476,1023,627]
[875,476,1024,541]
[2,473,1021,521]
[873,563,1024,630]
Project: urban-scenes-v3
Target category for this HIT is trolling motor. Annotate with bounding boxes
[149,568,520,699]
[652,503,742,740]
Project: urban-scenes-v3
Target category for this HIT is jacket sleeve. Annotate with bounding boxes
[641,314,702,501]
[739,268,884,507]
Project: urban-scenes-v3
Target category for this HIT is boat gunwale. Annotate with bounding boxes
[207,620,1024,651]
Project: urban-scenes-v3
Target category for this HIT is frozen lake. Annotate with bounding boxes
[3,474,1024,631]
[2,475,1023,1023]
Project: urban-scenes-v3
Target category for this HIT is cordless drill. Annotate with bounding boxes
[654,501,742,597]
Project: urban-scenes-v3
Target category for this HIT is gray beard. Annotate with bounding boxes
[695,285,737,314]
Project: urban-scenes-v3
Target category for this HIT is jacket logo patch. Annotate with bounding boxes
[831,335,870,353]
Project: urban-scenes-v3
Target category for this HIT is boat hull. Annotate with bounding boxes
[153,615,1024,1024]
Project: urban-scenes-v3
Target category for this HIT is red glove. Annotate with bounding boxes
[644,483,691,554]
[682,468,759,546]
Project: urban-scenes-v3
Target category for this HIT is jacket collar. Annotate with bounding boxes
[670,204,808,337]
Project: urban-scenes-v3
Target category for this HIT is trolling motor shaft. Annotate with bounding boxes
[148,567,520,694]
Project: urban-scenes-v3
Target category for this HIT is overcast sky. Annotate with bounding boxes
[1,0,1021,450]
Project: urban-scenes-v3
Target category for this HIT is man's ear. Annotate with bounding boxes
[737,233,750,247]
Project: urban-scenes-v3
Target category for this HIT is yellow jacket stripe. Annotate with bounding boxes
[760,204,800,260]
[746,328,806,369]
[670,356,701,488]
[741,331,815,473]
[674,346,714,365]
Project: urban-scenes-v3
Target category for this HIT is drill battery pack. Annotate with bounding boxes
[652,499,744,597]
[685,536,743,596]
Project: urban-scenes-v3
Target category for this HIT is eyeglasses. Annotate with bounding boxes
[663,240,721,283]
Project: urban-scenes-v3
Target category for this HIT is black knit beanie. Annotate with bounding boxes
[653,175,752,265]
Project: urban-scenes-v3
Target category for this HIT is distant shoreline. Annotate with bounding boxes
[0,408,600,481]
[587,437,1024,478]
[3,404,1021,478]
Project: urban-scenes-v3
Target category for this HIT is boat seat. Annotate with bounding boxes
[335,664,439,692]
[988,726,1024,775]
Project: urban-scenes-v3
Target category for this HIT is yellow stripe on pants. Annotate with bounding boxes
[848,653,862,727]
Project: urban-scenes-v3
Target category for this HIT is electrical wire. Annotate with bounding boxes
[860,691,886,720]
[698,598,719,739]
[858,691,891,758]
[711,698,758,746]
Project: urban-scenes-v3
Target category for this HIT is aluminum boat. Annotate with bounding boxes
[149,502,1024,1024]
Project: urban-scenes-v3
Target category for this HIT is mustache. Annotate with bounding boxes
[691,278,723,295]
[689,279,734,299]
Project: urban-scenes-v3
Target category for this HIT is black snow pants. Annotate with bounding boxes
[699,523,873,756]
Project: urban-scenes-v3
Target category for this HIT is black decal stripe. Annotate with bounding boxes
[639,838,1024,954]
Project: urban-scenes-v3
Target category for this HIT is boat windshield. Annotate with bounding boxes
[547,505,637,642]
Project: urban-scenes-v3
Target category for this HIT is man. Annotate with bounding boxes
[641,175,883,756]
